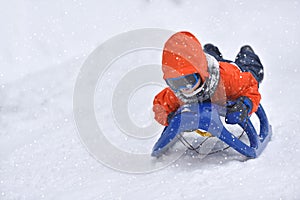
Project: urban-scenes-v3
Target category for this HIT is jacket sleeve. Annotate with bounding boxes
[152,87,182,126]
[219,62,261,114]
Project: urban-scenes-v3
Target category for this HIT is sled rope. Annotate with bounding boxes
[176,121,247,156]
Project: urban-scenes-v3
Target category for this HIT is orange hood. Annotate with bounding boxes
[162,31,208,82]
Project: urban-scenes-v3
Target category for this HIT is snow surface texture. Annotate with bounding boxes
[1,0,300,199]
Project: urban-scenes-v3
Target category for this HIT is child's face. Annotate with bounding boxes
[166,73,201,95]
[179,79,201,95]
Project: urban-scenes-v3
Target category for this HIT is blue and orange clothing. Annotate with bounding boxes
[153,31,262,126]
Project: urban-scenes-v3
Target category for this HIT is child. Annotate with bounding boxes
[153,31,264,126]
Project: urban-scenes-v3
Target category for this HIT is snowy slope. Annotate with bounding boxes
[1,0,300,199]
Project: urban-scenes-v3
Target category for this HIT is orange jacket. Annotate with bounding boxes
[153,61,261,126]
[153,31,261,126]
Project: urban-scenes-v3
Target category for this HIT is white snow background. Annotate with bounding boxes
[1,0,300,199]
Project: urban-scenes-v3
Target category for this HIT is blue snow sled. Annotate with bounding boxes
[151,102,272,158]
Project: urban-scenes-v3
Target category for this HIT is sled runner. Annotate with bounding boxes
[151,102,272,158]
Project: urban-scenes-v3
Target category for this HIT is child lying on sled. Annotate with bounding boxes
[153,31,264,126]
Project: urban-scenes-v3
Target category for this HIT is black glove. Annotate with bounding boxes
[225,97,252,124]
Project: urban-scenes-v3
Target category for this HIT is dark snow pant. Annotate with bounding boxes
[204,44,264,84]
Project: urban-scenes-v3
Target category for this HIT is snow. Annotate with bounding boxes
[1,0,300,199]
